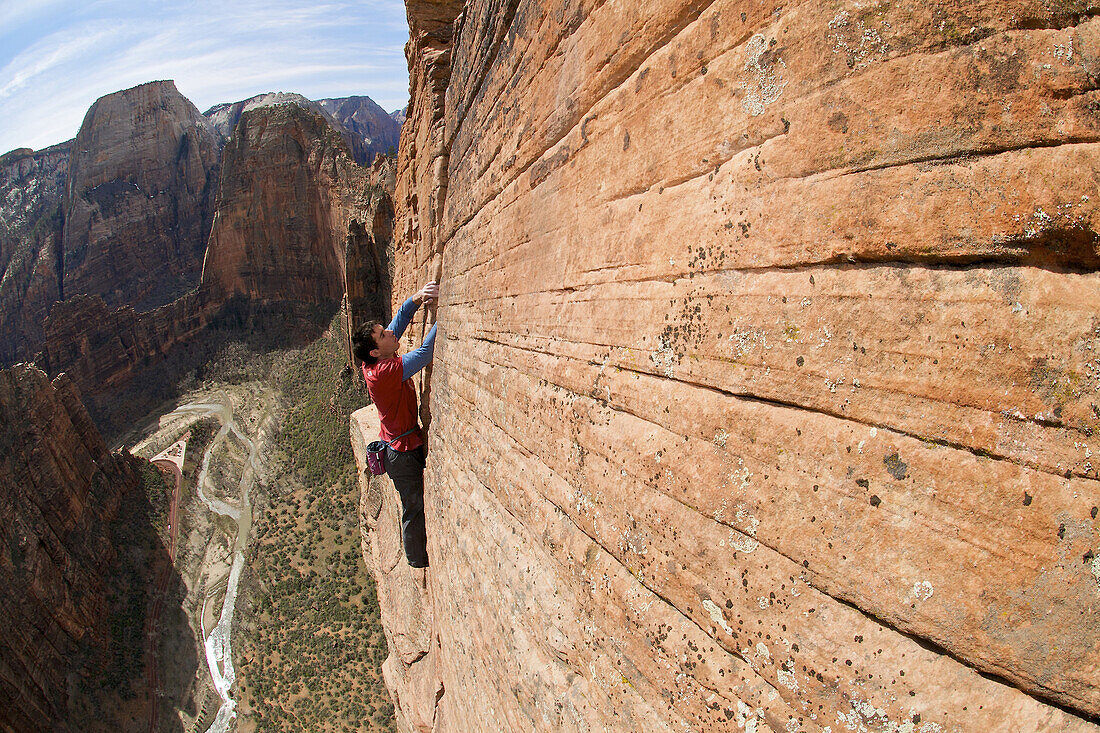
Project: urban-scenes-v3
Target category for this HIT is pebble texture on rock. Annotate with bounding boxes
[357,1,1100,731]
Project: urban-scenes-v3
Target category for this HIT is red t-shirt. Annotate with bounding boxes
[362,358,422,452]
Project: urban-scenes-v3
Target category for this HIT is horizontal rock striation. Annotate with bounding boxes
[0,142,69,365]
[62,80,219,312]
[0,365,142,731]
[360,1,1100,731]
[39,291,215,398]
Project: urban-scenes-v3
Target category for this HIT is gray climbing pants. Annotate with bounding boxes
[385,445,428,567]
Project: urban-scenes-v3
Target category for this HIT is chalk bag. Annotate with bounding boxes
[365,441,387,475]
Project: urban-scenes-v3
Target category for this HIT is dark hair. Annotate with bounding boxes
[352,321,383,365]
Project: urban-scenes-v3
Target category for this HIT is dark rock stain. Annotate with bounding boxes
[827,111,849,134]
[883,452,908,480]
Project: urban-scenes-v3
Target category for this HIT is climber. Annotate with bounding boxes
[351,280,439,568]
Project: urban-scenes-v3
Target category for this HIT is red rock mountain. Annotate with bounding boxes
[200,103,376,306]
[62,80,220,312]
[2,84,399,380]
[4,88,392,407]
[354,2,1100,731]
[32,99,397,415]
[0,365,147,731]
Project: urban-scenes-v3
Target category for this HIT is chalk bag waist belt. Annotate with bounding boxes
[365,427,417,476]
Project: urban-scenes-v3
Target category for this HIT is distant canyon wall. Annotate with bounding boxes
[360,1,1100,731]
[62,81,220,313]
[0,82,395,407]
[0,144,68,364]
[1,82,397,406]
[0,365,146,732]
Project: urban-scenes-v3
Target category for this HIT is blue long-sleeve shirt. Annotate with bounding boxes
[388,296,437,380]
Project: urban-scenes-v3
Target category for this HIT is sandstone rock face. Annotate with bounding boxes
[0,365,142,731]
[40,291,214,398]
[201,103,374,305]
[62,80,219,312]
[0,142,68,365]
[317,95,403,162]
[359,1,1100,731]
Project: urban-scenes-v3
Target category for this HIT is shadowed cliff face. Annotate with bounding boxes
[0,143,69,364]
[40,291,214,397]
[0,365,196,732]
[62,80,219,313]
[316,95,403,163]
[357,1,1100,731]
[345,155,398,342]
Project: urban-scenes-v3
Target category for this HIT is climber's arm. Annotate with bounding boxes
[401,324,437,380]
[389,281,438,339]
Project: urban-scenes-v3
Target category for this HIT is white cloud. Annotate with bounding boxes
[0,0,410,152]
[0,25,122,99]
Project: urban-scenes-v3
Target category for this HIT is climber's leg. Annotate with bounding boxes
[385,445,429,567]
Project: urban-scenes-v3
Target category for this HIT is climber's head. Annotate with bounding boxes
[353,321,398,365]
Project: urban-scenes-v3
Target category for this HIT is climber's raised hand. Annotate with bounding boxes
[417,280,439,305]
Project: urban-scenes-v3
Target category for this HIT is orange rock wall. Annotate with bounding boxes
[365,1,1100,730]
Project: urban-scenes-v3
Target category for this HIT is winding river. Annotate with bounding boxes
[157,394,270,733]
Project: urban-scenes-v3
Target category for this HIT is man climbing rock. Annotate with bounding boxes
[352,280,438,568]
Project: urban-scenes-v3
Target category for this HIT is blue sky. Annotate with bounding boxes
[0,0,411,154]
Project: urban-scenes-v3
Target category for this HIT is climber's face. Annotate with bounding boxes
[370,324,399,360]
